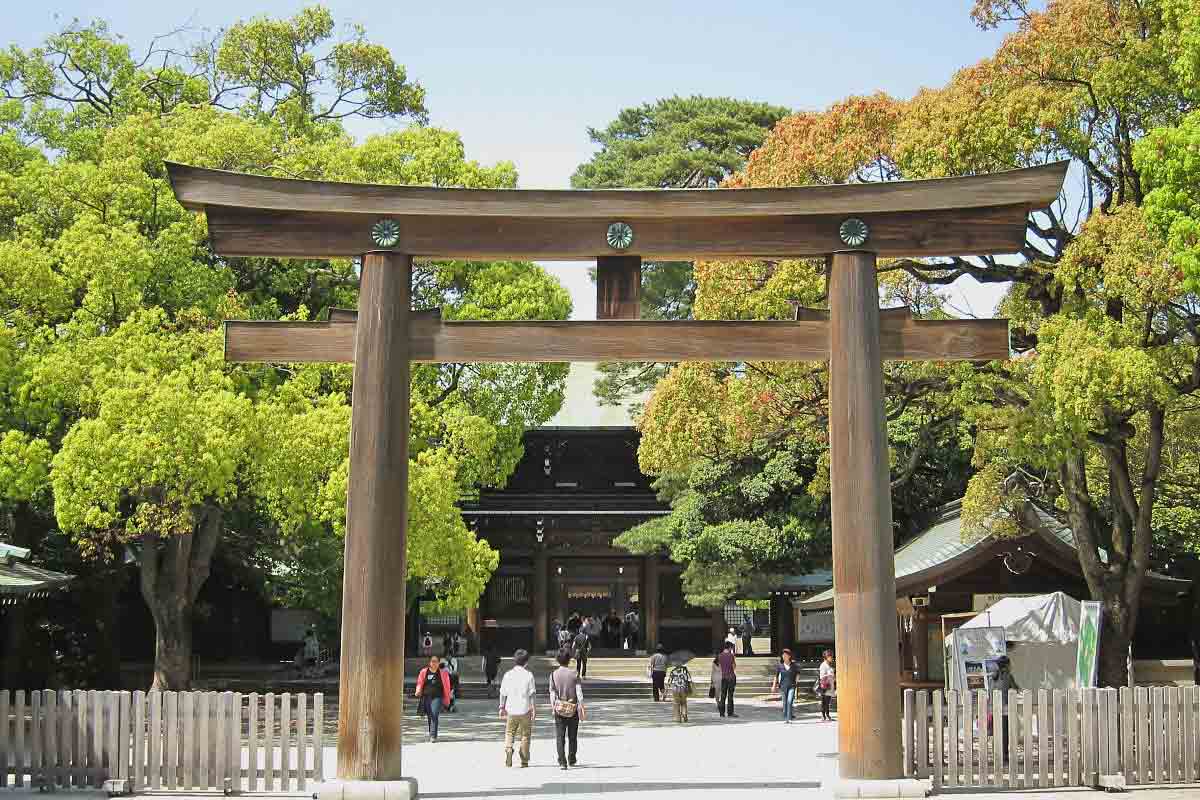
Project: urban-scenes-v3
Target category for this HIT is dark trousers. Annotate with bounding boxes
[576,653,588,677]
[651,670,667,701]
[742,636,753,655]
[719,675,736,716]
[554,714,579,765]
[820,693,833,719]
[425,697,443,737]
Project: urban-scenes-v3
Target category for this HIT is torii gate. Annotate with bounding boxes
[167,159,1066,799]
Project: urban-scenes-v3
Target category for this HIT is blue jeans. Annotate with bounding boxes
[426,697,443,738]
[782,686,796,720]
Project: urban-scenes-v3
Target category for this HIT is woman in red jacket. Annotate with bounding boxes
[414,655,452,742]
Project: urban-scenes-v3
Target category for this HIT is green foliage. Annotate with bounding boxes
[617,443,828,608]
[0,7,571,683]
[1138,109,1200,293]
[572,96,790,406]
[571,96,790,190]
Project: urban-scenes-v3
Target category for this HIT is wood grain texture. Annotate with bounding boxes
[335,251,411,782]
[223,316,1010,363]
[596,256,641,320]
[202,203,1034,260]
[166,160,1068,217]
[828,250,903,781]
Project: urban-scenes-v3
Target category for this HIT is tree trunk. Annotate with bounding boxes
[138,505,222,691]
[150,601,194,691]
[1098,595,1135,688]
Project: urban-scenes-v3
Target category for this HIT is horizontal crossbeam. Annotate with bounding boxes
[224,314,1010,363]
[203,204,1033,260]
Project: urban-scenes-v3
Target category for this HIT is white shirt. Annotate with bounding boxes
[820,661,835,687]
[499,665,537,715]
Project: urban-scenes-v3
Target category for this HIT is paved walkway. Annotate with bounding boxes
[401,693,835,798]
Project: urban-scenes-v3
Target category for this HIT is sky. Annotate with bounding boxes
[9,1,1016,319]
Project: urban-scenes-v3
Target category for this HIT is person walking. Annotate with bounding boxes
[818,649,836,721]
[573,626,591,678]
[442,654,459,712]
[549,648,586,769]
[498,649,537,767]
[740,614,755,656]
[772,648,800,723]
[717,641,738,717]
[482,645,500,697]
[414,655,451,742]
[710,652,724,714]
[666,658,693,723]
[647,644,669,702]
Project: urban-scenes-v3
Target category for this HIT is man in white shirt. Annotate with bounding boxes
[498,648,537,767]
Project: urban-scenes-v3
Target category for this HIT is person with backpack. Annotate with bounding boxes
[666,658,693,723]
[557,623,573,651]
[413,655,452,743]
[647,643,669,701]
[549,648,586,770]
[573,627,591,677]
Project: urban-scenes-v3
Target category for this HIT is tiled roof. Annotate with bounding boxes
[797,499,1185,608]
[0,543,74,601]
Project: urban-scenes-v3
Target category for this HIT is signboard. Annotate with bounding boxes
[794,612,835,643]
[1076,600,1102,688]
[951,626,1007,693]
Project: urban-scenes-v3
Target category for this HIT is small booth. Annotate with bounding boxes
[947,591,1082,692]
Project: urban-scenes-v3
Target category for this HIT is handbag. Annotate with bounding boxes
[708,685,716,698]
[551,670,578,717]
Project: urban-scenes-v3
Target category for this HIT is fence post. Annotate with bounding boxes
[264,693,275,791]
[0,690,9,789]
[314,693,324,784]
[247,693,259,792]
[931,690,944,791]
[915,691,929,780]
[44,689,58,789]
[991,689,1003,787]
[1185,686,1197,783]
[297,692,308,792]
[1152,686,1165,783]
[902,690,914,777]
[280,693,291,791]
[946,690,958,787]
[1096,688,1110,780]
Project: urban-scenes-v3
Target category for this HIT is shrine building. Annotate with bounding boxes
[416,364,746,656]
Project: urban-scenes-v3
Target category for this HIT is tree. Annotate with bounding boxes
[1,8,569,689]
[570,96,790,406]
[713,0,1200,686]
[626,104,978,605]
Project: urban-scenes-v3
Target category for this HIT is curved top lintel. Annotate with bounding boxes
[165,160,1069,219]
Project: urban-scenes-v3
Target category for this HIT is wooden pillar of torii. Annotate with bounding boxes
[166,160,1067,799]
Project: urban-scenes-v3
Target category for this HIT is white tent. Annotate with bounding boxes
[946,592,1082,691]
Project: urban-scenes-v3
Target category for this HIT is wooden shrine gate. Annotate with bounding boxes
[167,160,1067,799]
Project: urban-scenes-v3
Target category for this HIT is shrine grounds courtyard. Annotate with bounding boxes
[11,694,1200,800]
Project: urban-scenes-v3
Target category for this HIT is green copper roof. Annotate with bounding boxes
[0,543,74,602]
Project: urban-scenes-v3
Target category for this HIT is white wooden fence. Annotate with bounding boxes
[0,690,325,792]
[903,687,1200,791]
